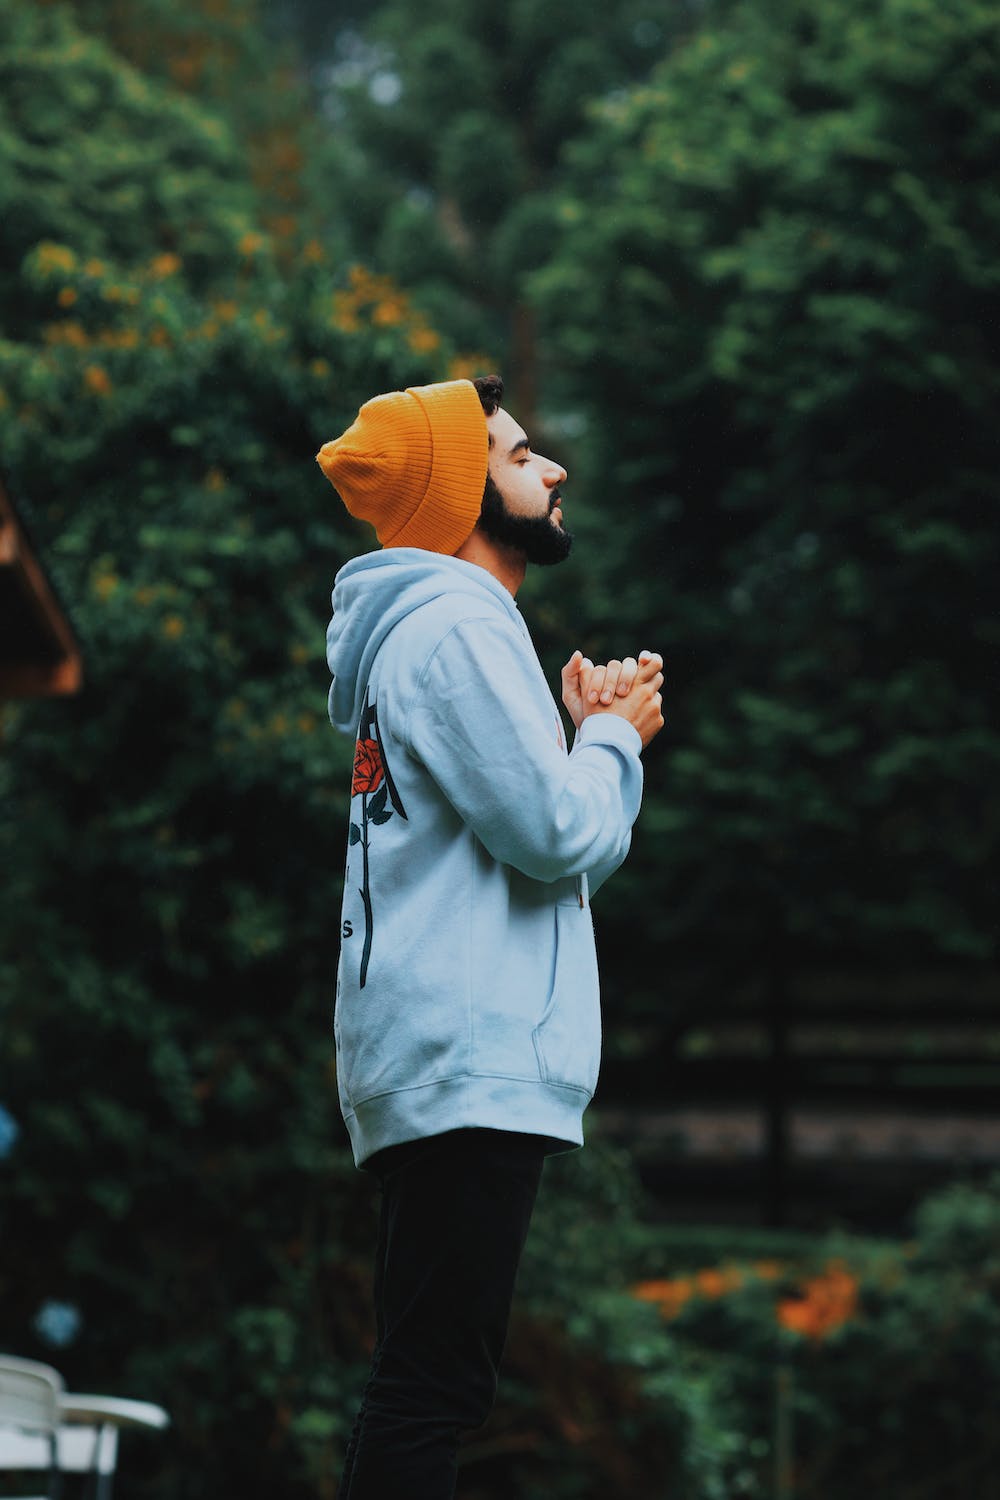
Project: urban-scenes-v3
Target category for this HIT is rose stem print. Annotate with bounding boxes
[349,689,407,987]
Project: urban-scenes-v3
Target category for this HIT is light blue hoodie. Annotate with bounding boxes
[326,548,643,1167]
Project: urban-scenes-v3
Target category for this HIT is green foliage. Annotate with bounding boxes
[0,0,253,312]
[477,1161,1000,1498]
[3,2,999,1496]
[302,0,697,394]
[0,5,453,1498]
[530,0,1000,981]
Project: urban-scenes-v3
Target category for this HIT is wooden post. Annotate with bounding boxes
[763,930,790,1227]
[774,1360,795,1499]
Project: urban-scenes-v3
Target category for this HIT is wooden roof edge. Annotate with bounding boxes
[0,469,84,697]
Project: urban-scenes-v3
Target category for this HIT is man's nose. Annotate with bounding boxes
[541,455,567,485]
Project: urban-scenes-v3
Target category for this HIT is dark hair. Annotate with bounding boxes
[472,373,504,416]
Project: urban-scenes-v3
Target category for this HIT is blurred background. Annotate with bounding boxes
[1,0,998,1495]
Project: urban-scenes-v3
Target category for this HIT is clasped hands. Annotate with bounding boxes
[561,648,665,749]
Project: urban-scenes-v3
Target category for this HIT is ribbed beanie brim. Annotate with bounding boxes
[315,379,488,555]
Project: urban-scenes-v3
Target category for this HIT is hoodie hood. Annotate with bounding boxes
[326,548,521,735]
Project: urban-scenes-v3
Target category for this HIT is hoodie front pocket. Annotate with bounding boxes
[531,905,601,1094]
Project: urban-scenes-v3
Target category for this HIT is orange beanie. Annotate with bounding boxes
[315,379,488,555]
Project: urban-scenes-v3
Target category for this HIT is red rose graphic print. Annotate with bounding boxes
[352,738,384,796]
[347,690,406,988]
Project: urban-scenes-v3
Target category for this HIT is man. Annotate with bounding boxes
[316,373,664,1498]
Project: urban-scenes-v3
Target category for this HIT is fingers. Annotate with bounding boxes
[560,649,583,682]
[615,657,639,696]
[588,660,624,705]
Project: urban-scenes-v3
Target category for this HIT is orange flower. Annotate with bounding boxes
[57,287,77,307]
[631,1277,695,1319]
[696,1266,743,1298]
[777,1260,858,1341]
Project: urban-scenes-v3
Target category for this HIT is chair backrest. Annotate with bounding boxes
[0,1356,63,1434]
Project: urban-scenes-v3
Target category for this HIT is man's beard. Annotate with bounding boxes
[476,474,574,566]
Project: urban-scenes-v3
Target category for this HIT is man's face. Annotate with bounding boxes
[478,406,573,566]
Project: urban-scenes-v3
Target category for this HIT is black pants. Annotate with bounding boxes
[336,1126,548,1499]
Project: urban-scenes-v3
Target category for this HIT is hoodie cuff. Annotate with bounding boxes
[575,712,642,759]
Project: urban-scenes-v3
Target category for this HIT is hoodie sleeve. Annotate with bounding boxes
[404,615,642,883]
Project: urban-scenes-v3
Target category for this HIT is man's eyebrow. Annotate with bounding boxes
[507,437,531,458]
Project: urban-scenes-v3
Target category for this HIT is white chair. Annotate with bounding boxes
[0,1355,169,1500]
[0,1355,62,1499]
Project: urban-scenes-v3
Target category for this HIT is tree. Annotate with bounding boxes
[294,0,704,416]
[0,4,453,1495]
[529,0,1000,1010]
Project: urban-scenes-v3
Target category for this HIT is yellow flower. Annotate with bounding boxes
[252,308,270,327]
[149,252,182,278]
[93,572,119,599]
[297,713,317,735]
[449,354,489,380]
[331,295,360,333]
[57,287,78,307]
[37,243,77,274]
[84,258,106,278]
[212,299,239,322]
[373,298,406,327]
[309,358,330,378]
[204,467,226,492]
[239,231,265,257]
[408,325,440,354]
[302,238,325,264]
[134,586,157,606]
[149,325,172,347]
[162,615,185,639]
[270,713,288,736]
[44,321,89,348]
[83,364,112,396]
